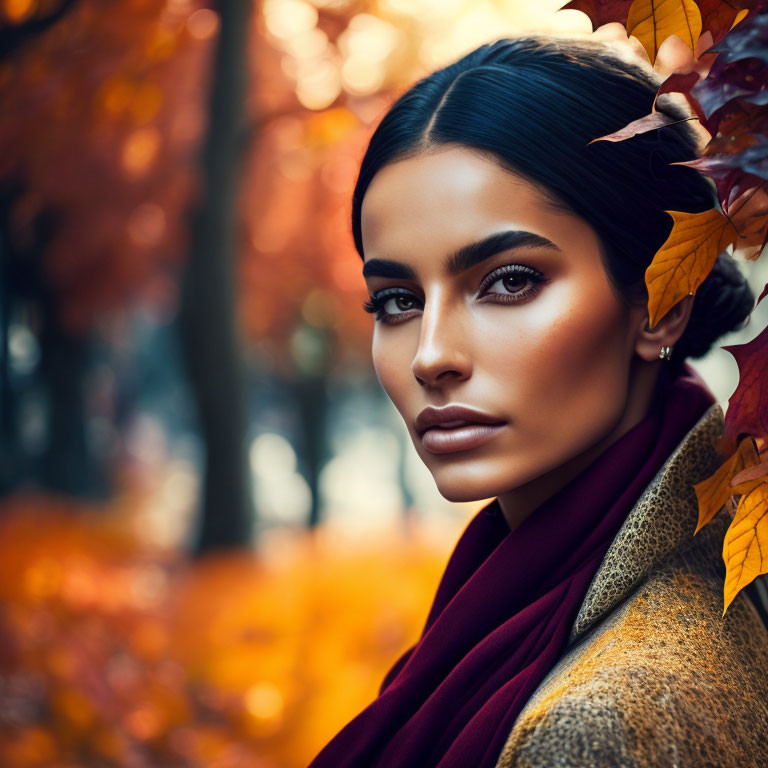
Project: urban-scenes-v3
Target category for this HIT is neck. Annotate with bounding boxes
[496,359,666,532]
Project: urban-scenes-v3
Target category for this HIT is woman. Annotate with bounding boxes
[309,34,768,768]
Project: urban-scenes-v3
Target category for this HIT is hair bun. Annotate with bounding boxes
[673,251,755,364]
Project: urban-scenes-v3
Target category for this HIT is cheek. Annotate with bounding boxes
[371,330,414,413]
[482,287,632,432]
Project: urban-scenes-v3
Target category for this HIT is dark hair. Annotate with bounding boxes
[351,35,754,373]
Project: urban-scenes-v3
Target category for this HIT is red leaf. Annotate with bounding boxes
[695,0,759,45]
[557,0,634,28]
[720,324,768,456]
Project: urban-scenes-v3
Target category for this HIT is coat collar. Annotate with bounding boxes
[566,401,727,648]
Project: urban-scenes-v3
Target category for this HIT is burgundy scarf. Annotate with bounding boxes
[308,363,716,768]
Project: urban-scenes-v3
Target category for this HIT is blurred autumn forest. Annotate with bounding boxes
[0,0,397,553]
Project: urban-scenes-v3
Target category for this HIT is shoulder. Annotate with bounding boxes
[495,552,768,768]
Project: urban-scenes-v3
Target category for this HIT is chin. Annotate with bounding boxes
[432,474,506,504]
[428,457,541,504]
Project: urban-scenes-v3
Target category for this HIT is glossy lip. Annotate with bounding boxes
[420,422,507,454]
[415,404,507,437]
[415,405,507,454]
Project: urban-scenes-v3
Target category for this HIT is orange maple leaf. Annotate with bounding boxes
[722,481,768,615]
[727,181,768,261]
[644,207,737,328]
[693,435,760,534]
[626,0,702,65]
[719,324,768,457]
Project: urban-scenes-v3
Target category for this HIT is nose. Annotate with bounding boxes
[410,293,472,388]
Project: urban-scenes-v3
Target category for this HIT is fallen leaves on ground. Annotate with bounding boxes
[0,493,452,768]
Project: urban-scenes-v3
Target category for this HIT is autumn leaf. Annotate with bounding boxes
[644,207,737,328]
[691,57,768,122]
[705,3,768,66]
[691,4,768,135]
[598,2,768,233]
[694,435,760,534]
[719,323,768,456]
[586,110,692,143]
[727,179,768,226]
[653,45,718,110]
[626,0,702,65]
[557,0,634,29]
[728,179,768,259]
[667,166,768,258]
[722,481,768,614]
[731,458,768,493]
[560,0,744,47]
[695,0,754,45]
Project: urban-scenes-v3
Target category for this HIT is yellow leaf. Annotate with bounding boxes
[645,208,737,328]
[694,436,760,534]
[722,482,768,615]
[626,0,702,64]
[731,9,750,31]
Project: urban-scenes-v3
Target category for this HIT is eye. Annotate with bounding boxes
[486,274,530,295]
[478,264,547,302]
[362,288,422,323]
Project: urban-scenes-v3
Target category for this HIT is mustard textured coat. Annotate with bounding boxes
[494,402,768,768]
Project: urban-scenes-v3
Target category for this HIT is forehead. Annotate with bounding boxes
[360,146,567,260]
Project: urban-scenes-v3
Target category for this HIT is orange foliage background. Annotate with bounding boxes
[0,493,452,767]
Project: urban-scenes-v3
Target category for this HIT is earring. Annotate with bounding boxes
[659,345,673,360]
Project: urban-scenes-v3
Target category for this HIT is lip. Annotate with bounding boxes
[415,405,507,455]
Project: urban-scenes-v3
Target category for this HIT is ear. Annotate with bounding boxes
[632,294,695,362]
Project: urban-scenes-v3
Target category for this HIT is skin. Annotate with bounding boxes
[360,145,694,532]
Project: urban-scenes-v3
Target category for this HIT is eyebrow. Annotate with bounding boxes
[361,230,561,280]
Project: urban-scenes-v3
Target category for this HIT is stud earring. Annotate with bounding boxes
[659,345,673,360]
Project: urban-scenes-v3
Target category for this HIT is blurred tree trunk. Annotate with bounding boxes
[0,196,19,495]
[292,370,328,529]
[179,0,254,553]
[0,188,105,499]
[38,299,94,496]
[286,323,332,529]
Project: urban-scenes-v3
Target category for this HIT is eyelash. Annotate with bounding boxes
[362,264,548,324]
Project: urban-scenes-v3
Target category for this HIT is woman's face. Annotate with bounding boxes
[360,146,654,526]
